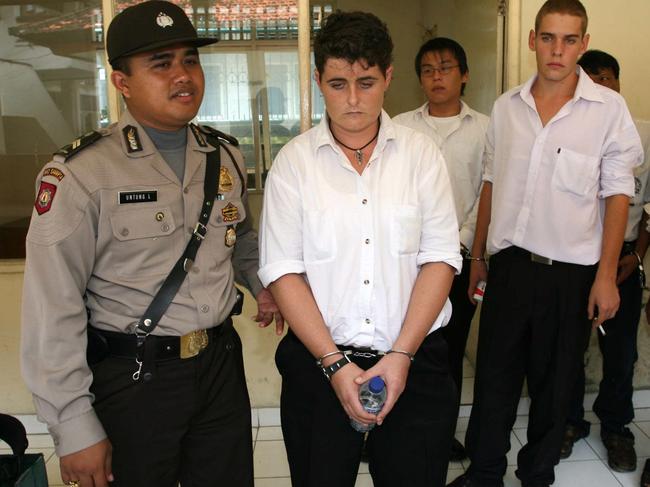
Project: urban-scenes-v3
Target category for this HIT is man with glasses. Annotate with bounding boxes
[560,49,650,474]
[394,37,488,462]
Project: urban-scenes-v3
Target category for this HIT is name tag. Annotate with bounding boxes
[118,190,157,204]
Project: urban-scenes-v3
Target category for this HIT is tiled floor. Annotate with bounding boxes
[4,358,650,486]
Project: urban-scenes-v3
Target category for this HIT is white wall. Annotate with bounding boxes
[435,0,500,116]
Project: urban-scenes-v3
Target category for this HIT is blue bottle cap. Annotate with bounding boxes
[368,376,385,393]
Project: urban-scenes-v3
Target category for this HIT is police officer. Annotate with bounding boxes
[20,2,280,486]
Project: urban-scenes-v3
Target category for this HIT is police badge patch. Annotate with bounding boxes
[218,167,234,193]
[221,202,240,222]
[35,181,57,215]
[225,226,236,247]
[42,167,65,181]
[123,125,143,153]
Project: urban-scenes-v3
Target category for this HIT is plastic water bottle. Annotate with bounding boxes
[350,376,387,432]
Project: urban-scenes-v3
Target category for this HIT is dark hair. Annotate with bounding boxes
[313,10,393,77]
[110,56,132,75]
[578,49,620,79]
[535,0,588,36]
[415,37,468,95]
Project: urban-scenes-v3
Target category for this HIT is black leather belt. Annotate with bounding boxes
[505,246,556,266]
[88,290,244,363]
[90,320,232,361]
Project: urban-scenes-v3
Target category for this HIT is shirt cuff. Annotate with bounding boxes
[416,252,463,275]
[48,409,107,457]
[258,260,307,287]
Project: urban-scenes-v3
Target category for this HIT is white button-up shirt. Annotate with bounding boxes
[484,69,643,265]
[258,111,461,351]
[393,101,489,249]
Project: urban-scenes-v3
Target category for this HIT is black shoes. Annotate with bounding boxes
[641,458,650,487]
[601,427,637,472]
[450,437,468,462]
[559,424,588,459]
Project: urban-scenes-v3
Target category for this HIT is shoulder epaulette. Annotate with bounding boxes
[198,124,239,147]
[54,131,103,161]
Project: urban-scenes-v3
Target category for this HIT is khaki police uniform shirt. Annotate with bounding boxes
[21,110,262,457]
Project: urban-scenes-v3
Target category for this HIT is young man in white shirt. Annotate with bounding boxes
[448,1,643,487]
[561,49,650,473]
[258,11,462,487]
[394,37,489,462]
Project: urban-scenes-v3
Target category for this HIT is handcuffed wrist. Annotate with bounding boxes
[320,353,351,380]
[316,350,344,366]
[386,349,415,362]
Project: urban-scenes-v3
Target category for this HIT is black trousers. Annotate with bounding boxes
[442,262,478,403]
[276,329,457,487]
[90,319,253,487]
[567,246,642,434]
[464,247,597,487]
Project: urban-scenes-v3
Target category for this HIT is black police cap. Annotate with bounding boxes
[107,1,218,65]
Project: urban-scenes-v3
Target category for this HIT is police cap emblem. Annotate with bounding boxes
[156,12,174,28]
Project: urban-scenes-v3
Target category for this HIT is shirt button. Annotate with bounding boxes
[192,267,200,274]
[183,187,190,194]
[362,198,368,205]
[155,212,165,221]
[161,223,170,232]
[120,228,129,237]
[365,318,371,324]
[365,238,370,244]
[200,304,209,313]
[216,216,223,223]
[363,279,369,285]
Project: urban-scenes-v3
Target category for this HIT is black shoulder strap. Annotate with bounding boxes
[54,131,103,161]
[199,124,239,147]
[135,140,221,336]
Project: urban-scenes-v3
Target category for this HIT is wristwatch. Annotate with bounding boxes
[321,354,351,380]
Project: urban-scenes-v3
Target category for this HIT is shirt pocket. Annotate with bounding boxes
[303,209,337,263]
[109,206,177,277]
[552,148,599,197]
[390,205,422,257]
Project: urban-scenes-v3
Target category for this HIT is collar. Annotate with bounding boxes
[414,100,474,120]
[315,109,396,154]
[516,66,605,108]
[117,111,214,157]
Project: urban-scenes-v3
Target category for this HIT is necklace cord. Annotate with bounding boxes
[329,117,381,165]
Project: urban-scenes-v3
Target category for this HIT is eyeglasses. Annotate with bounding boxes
[420,64,460,77]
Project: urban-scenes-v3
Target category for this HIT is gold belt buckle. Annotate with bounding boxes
[180,329,209,359]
